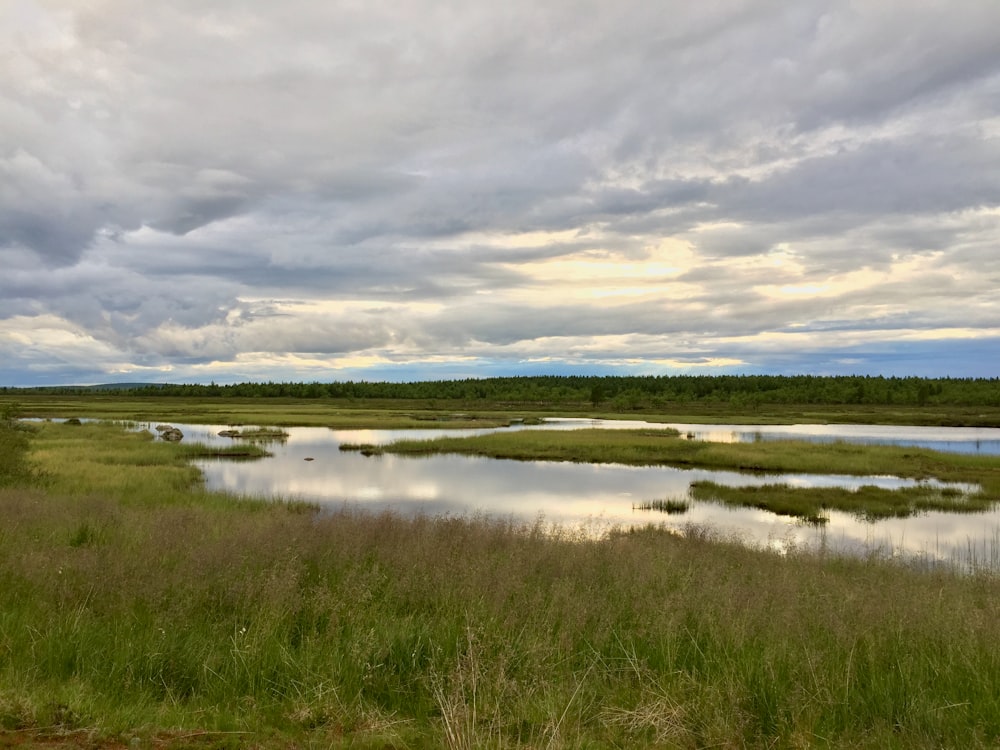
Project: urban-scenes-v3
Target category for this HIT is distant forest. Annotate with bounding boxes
[6,375,1000,408]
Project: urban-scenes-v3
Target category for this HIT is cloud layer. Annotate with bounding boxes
[3,0,1000,385]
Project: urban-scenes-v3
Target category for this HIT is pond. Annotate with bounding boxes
[142,419,1000,567]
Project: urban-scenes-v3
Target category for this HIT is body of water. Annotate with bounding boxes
[136,419,1000,566]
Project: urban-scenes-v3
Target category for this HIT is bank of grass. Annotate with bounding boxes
[342,428,681,464]
[4,421,1000,747]
[691,482,991,523]
[372,428,1000,482]
[26,422,270,503]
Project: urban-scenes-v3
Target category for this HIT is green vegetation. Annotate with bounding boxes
[21,421,269,503]
[347,428,688,463]
[633,498,691,514]
[8,372,1000,427]
[3,419,1000,747]
[223,426,291,442]
[8,373,1000,411]
[690,482,990,523]
[186,442,272,460]
[374,428,995,482]
[0,402,36,488]
[10,396,528,430]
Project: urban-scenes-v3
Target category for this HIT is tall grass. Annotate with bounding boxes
[3,421,1000,747]
[633,498,691,514]
[0,404,35,487]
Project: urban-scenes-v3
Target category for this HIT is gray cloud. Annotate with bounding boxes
[719,134,1000,224]
[2,1,999,384]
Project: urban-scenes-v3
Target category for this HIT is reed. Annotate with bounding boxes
[690,481,993,522]
[227,426,290,441]
[633,498,691,514]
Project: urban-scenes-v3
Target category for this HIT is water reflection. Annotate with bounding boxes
[669,422,1000,456]
[156,421,1000,565]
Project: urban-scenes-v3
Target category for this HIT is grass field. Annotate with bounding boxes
[3,407,1000,747]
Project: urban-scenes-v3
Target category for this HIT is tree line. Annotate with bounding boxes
[5,374,1000,408]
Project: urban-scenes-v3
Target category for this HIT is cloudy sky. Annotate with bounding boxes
[3,1,999,386]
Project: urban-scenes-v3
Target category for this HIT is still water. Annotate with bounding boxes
[144,419,1000,565]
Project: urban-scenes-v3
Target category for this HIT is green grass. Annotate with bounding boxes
[21,421,270,505]
[186,443,272,460]
[0,425,35,489]
[5,417,1000,746]
[371,428,690,465]
[10,396,532,430]
[222,426,291,443]
[690,481,992,523]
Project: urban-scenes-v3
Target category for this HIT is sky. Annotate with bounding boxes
[2,1,1000,386]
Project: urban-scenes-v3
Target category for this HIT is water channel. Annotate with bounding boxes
[137,418,1000,567]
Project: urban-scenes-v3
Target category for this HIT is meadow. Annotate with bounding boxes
[3,399,1000,747]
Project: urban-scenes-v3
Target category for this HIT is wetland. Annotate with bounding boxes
[162,418,1000,565]
[5,386,1000,748]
